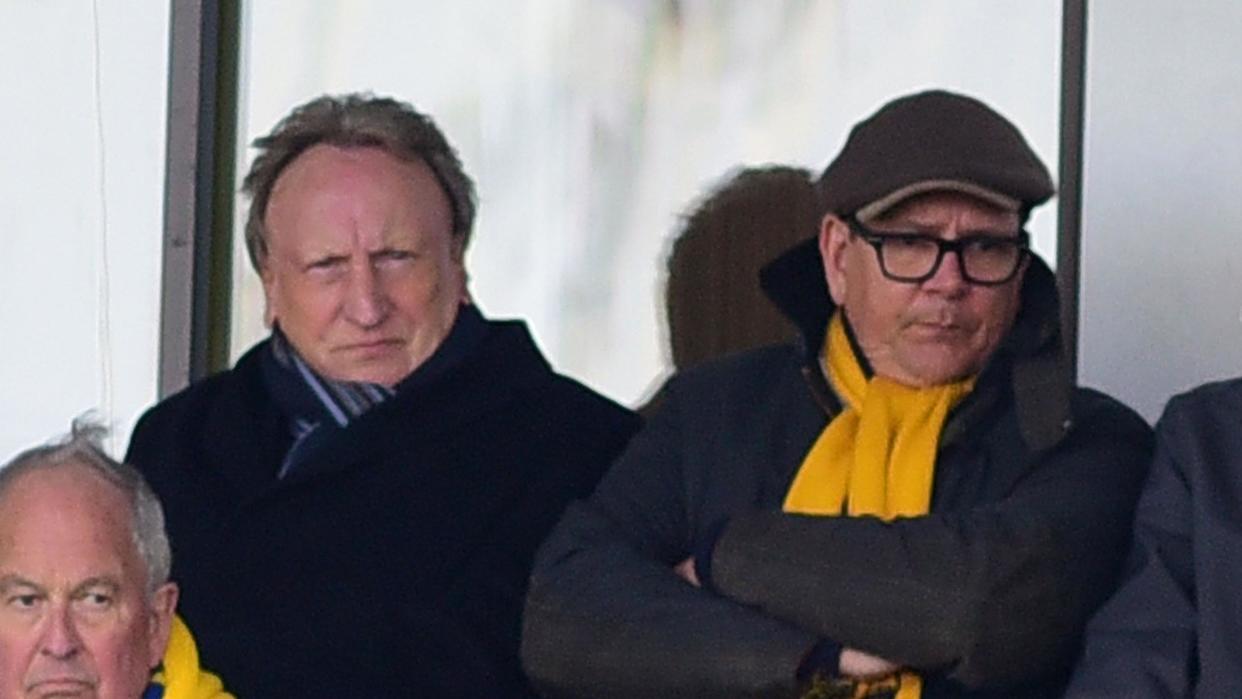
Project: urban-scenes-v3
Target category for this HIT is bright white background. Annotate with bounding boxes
[6,1,1241,463]
[1078,1,1242,422]
[0,1,1064,462]
[230,0,1063,407]
[0,1,168,458]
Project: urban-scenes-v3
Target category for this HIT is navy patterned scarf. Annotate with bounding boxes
[260,304,487,478]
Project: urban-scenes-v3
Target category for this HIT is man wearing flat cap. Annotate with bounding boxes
[521,90,1152,698]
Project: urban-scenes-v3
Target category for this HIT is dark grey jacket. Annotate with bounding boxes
[522,240,1153,698]
[1065,379,1242,698]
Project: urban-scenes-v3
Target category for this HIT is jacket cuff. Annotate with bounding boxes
[796,637,844,682]
[692,518,730,591]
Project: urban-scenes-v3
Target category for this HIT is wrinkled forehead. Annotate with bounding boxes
[269,144,441,205]
[262,144,454,248]
[0,463,139,572]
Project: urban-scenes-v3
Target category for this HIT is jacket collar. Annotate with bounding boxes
[277,318,551,487]
[759,236,1072,451]
[201,314,554,497]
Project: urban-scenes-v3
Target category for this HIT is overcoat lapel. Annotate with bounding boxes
[198,349,292,499]
[279,321,553,486]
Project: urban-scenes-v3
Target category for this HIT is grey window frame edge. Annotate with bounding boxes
[1058,0,1088,382]
[159,0,240,398]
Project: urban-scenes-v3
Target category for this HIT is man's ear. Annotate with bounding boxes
[819,213,852,306]
[451,237,471,305]
[260,262,278,328]
[450,234,466,264]
[146,582,180,670]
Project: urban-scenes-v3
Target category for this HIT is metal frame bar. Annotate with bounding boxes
[158,0,238,397]
[1058,0,1089,381]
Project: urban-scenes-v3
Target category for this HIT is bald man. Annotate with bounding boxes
[0,425,228,699]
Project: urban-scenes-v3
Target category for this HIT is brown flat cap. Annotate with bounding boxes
[817,90,1055,221]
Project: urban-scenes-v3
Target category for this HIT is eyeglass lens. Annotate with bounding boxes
[880,236,1023,283]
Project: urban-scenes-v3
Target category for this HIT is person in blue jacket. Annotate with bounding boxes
[1066,379,1242,697]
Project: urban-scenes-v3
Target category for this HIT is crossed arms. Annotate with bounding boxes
[522,365,1153,698]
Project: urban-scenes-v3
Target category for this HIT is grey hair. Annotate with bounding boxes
[0,419,172,595]
[241,92,477,272]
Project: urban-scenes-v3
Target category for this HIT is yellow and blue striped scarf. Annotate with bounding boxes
[143,616,232,699]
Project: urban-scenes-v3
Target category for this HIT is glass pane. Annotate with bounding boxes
[232,0,1061,406]
[1078,0,1242,422]
[0,3,168,456]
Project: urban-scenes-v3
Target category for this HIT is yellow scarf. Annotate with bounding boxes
[784,313,974,699]
[151,616,234,699]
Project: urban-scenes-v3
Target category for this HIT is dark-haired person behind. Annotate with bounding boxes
[125,93,639,697]
[664,165,822,370]
[642,165,822,416]
[522,91,1153,698]
[1065,379,1242,698]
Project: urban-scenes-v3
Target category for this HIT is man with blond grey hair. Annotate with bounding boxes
[0,423,229,698]
[126,93,639,697]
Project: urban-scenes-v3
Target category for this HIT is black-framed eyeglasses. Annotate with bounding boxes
[847,218,1030,286]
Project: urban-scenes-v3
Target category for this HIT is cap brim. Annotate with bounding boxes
[855,179,1021,223]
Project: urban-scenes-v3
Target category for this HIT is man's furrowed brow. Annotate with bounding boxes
[0,573,43,594]
[71,576,122,596]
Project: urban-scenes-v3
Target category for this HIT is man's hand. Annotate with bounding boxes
[674,556,701,587]
[838,647,901,679]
